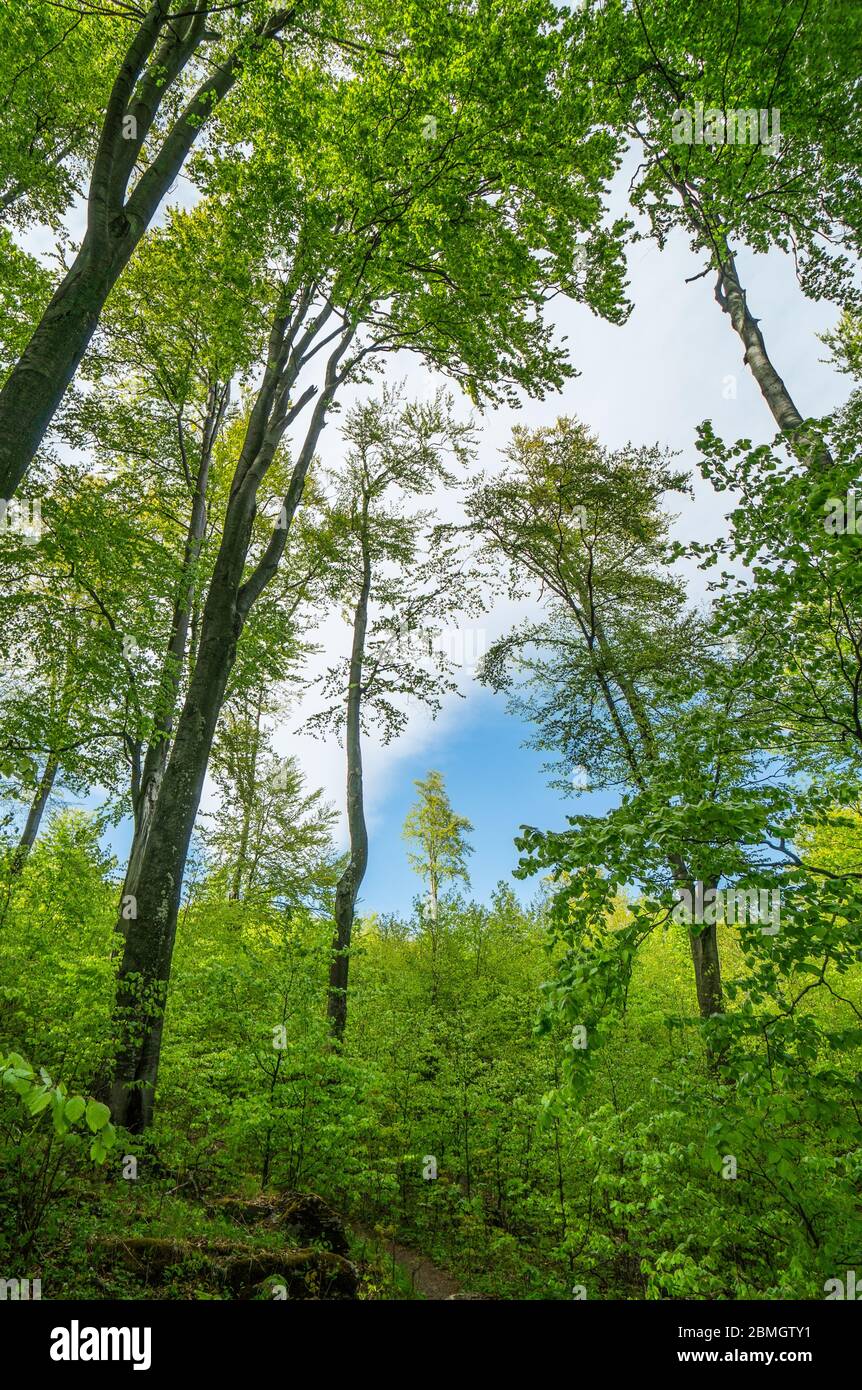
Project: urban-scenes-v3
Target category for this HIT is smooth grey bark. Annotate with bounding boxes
[10,756,59,873]
[123,382,228,897]
[328,511,371,1041]
[714,251,832,468]
[0,3,289,500]
[109,303,355,1130]
[664,176,831,468]
[688,917,723,1022]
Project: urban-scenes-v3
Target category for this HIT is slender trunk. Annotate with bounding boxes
[667,178,830,467]
[229,692,263,902]
[428,864,440,999]
[229,819,250,902]
[584,610,725,1034]
[714,252,832,468]
[10,757,58,873]
[327,517,371,1041]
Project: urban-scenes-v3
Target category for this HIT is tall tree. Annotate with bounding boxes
[586,0,862,463]
[0,0,296,498]
[467,417,730,1027]
[66,202,269,889]
[307,386,477,1038]
[107,0,630,1130]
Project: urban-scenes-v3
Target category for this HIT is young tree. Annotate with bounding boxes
[403,770,474,986]
[307,385,477,1038]
[0,461,172,884]
[203,687,339,911]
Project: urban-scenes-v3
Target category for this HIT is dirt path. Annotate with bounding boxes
[350,1224,464,1300]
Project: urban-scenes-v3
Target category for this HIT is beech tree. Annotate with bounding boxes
[107,0,630,1129]
[306,386,477,1038]
[66,202,271,889]
[467,418,731,1031]
[203,686,339,910]
[403,769,474,925]
[0,0,297,499]
[585,0,862,463]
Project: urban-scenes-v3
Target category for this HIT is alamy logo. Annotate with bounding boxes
[672,103,780,155]
[824,1271,859,1300]
[673,882,780,935]
[50,1321,152,1371]
[0,1276,40,1299]
[823,490,862,534]
[0,497,41,545]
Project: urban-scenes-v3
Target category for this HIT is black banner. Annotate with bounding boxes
[4,1297,856,1375]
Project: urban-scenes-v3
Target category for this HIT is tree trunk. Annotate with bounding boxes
[688,921,723,1021]
[327,520,371,1041]
[0,235,128,498]
[108,516,252,1130]
[714,251,832,468]
[10,756,58,873]
[108,317,352,1129]
[123,384,226,896]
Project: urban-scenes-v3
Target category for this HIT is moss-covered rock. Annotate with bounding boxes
[89,1235,358,1299]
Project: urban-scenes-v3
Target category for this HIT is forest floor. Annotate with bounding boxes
[350,1223,462,1299]
[16,1180,471,1301]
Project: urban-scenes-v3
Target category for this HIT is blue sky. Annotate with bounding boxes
[356,691,617,918]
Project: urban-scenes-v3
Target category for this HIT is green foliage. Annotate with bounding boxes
[0,0,860,1310]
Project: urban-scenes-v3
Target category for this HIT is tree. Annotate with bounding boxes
[65,201,269,890]
[203,688,339,912]
[468,417,731,1031]
[0,456,173,889]
[307,385,477,1038]
[403,770,474,987]
[0,4,117,230]
[0,0,296,498]
[106,0,630,1130]
[585,0,862,464]
[695,358,862,774]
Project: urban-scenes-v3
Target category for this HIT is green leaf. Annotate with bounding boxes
[64,1095,86,1123]
[85,1099,111,1132]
